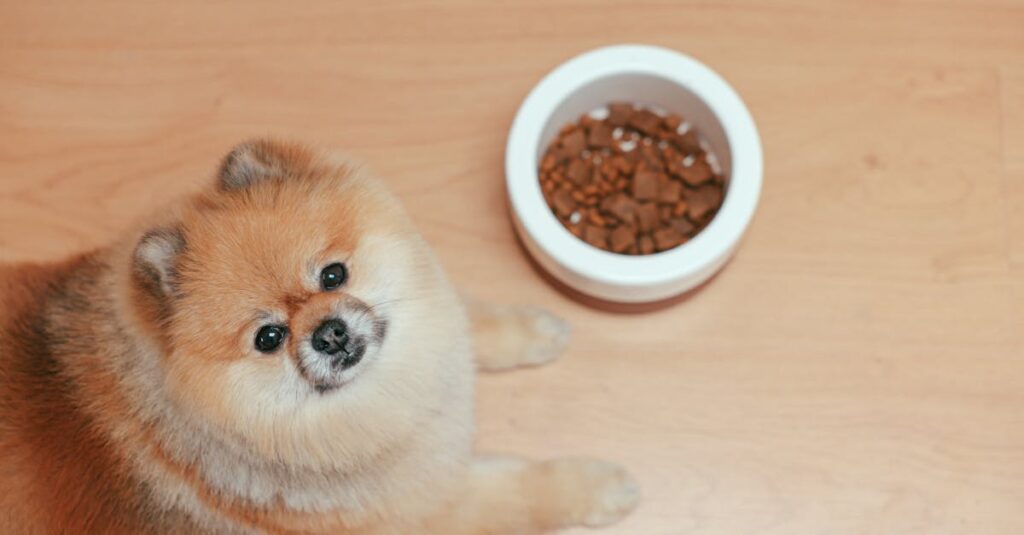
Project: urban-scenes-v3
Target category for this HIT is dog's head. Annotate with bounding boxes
[126,140,468,467]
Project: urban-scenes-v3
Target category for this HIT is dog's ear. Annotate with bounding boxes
[133,226,185,300]
[217,139,311,191]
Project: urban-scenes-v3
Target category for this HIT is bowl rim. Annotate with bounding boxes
[505,44,763,288]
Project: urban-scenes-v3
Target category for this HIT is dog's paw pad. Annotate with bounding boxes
[576,460,641,527]
[475,305,570,371]
[519,306,571,366]
[542,458,641,528]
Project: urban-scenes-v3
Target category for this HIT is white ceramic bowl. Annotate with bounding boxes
[505,44,763,304]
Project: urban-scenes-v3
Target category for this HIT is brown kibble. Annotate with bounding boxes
[609,225,637,253]
[658,180,683,204]
[601,193,636,224]
[632,170,660,201]
[568,223,584,239]
[663,113,683,132]
[628,109,662,136]
[688,183,724,221]
[567,158,590,185]
[612,154,632,174]
[603,167,619,183]
[560,128,586,158]
[665,158,683,178]
[639,145,664,171]
[635,202,660,232]
[678,158,714,186]
[662,148,684,176]
[621,142,641,163]
[540,102,725,255]
[638,234,655,255]
[583,225,608,249]
[588,122,615,148]
[653,227,687,251]
[671,130,701,155]
[670,217,696,236]
[541,152,557,172]
[551,189,576,218]
[607,102,634,126]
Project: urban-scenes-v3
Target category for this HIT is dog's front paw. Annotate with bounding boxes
[472,304,570,372]
[515,306,571,367]
[538,457,641,528]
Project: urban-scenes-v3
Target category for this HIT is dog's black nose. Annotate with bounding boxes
[311,319,349,356]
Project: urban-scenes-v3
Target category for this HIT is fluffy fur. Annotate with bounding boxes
[0,140,639,534]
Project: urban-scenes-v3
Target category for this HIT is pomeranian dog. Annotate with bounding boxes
[0,139,639,534]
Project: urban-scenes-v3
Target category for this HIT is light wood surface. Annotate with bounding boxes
[2,1,1022,533]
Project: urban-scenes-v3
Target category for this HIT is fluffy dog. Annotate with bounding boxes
[0,140,639,534]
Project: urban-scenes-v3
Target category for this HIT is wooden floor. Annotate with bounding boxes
[2,1,1023,533]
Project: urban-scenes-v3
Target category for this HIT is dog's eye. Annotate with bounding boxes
[320,263,348,291]
[254,325,288,353]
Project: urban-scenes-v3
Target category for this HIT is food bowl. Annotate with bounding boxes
[505,44,763,304]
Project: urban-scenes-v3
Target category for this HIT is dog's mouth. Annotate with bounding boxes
[296,310,388,394]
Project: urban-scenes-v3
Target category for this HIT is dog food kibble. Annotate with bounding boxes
[539,103,726,254]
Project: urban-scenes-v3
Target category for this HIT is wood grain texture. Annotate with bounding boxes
[1,1,1022,533]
